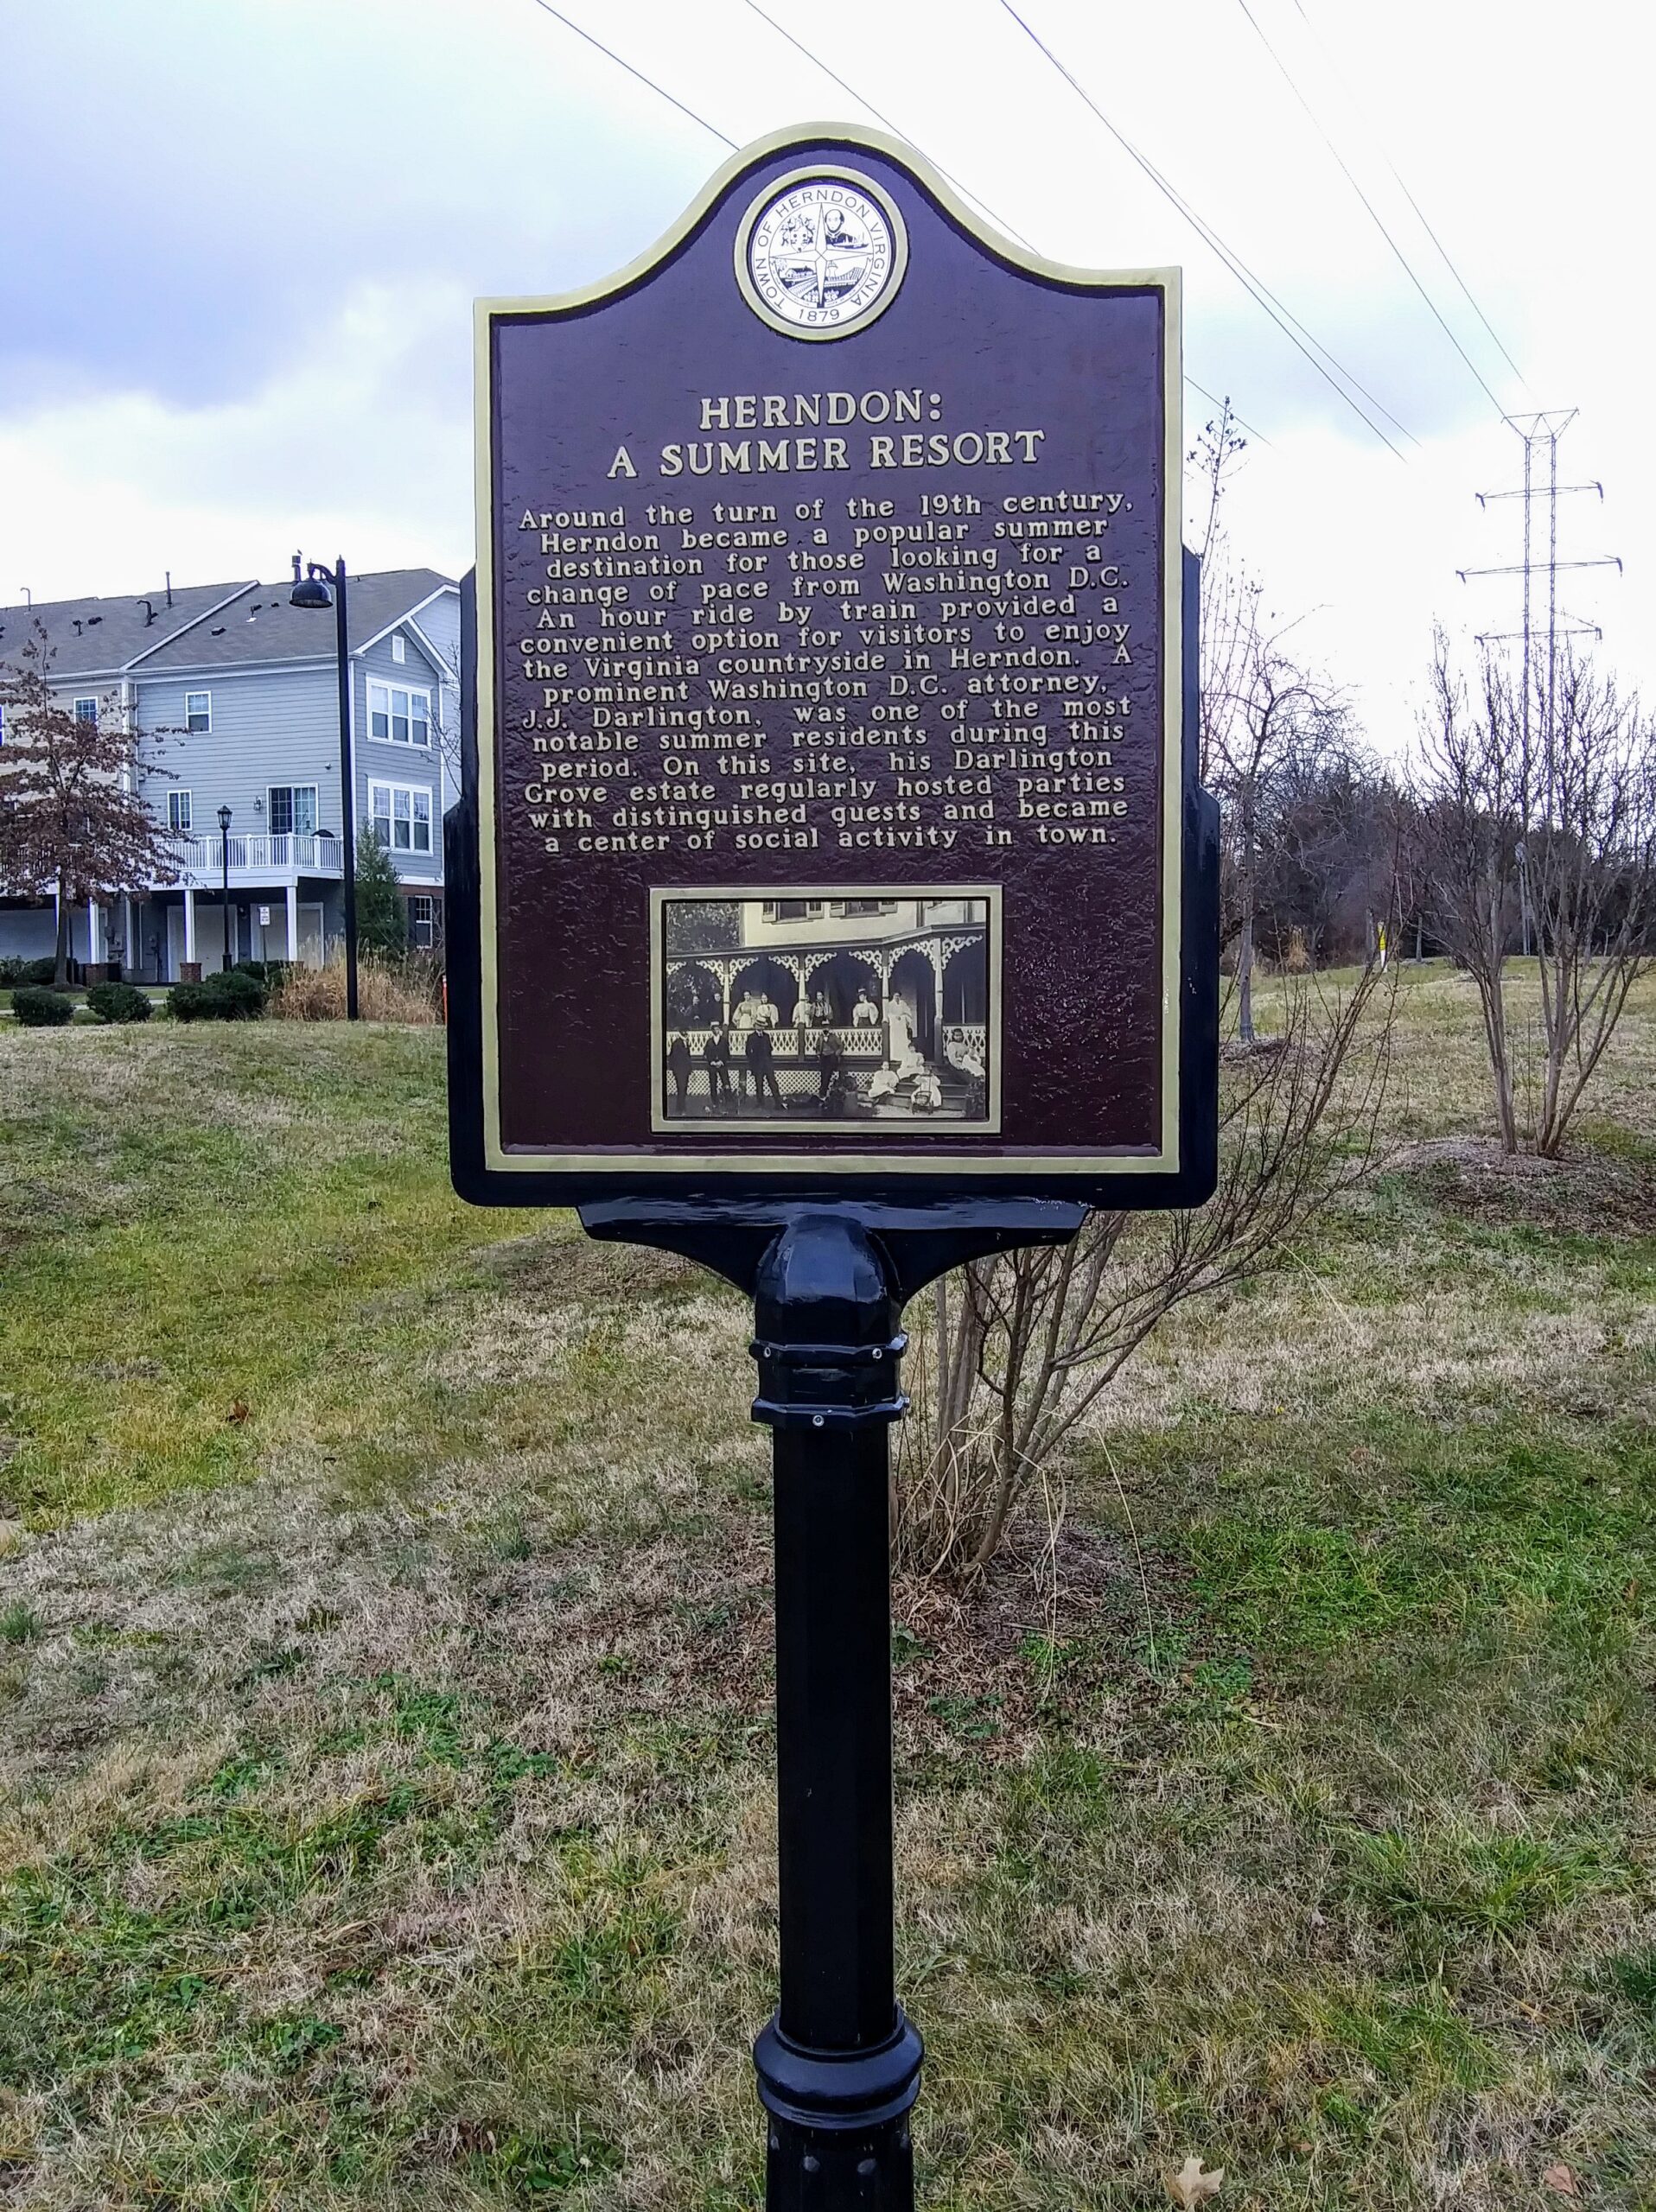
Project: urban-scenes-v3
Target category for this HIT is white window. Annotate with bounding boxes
[368,680,430,747]
[369,780,432,855]
[268,785,318,836]
[73,696,98,725]
[409,893,436,947]
[391,634,406,664]
[169,790,193,833]
[185,690,211,734]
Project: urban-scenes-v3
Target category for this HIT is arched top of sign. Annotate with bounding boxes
[470,123,1179,335]
[734,164,909,341]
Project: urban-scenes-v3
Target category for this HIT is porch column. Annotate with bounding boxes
[183,886,196,963]
[285,881,299,963]
[87,899,103,963]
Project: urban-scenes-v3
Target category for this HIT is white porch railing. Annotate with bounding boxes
[159,831,344,883]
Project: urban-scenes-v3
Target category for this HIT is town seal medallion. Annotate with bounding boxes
[736,167,908,340]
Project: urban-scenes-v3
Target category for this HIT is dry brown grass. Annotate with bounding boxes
[0,965,1651,2209]
[269,956,441,1024]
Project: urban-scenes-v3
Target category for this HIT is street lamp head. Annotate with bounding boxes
[217,804,232,833]
[290,574,333,611]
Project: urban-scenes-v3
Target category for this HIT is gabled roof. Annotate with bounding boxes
[0,582,253,679]
[0,569,458,682]
[134,569,458,673]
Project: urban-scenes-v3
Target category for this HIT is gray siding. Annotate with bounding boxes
[405,591,461,823]
[134,664,344,838]
[353,609,455,884]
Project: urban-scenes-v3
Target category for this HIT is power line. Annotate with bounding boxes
[1233,0,1506,415]
[525,1,1270,450]
[527,0,736,149]
[739,0,1034,251]
[997,0,1417,459]
[1287,0,1529,393]
[1188,380,1273,449]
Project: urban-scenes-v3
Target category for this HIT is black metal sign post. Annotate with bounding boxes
[449,124,1219,2209]
[582,1201,1086,2207]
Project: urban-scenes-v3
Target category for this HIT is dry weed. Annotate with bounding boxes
[269,956,441,1023]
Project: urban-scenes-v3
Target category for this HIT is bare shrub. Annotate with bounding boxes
[894,965,1392,1581]
[1412,633,1656,1155]
[269,956,442,1025]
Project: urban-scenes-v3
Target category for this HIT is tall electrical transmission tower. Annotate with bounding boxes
[1457,410,1621,758]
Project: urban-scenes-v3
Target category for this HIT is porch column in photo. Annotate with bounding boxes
[86,899,103,964]
[285,881,299,963]
[183,886,196,964]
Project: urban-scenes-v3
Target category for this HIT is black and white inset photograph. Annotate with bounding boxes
[653,889,999,1131]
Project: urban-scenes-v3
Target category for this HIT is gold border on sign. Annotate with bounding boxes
[732,164,910,342]
[473,120,1183,1179]
[648,884,1003,1136]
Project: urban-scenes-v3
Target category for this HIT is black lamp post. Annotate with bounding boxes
[217,804,233,971]
[290,553,358,1020]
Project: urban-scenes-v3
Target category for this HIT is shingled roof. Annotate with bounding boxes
[0,569,456,682]
[135,569,456,672]
[0,582,253,679]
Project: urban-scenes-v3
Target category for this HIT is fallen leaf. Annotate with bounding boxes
[1168,2156,1225,2208]
[1542,2165,1581,2198]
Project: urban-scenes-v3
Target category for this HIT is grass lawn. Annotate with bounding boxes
[0,967,1653,2209]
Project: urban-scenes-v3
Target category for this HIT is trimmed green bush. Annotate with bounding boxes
[169,969,266,1023]
[211,969,267,1020]
[11,986,75,1027]
[86,981,153,1025]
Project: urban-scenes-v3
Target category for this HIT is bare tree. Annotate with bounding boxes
[895,963,1392,1580]
[1412,632,1654,1156]
[0,622,178,986]
[1218,625,1353,1041]
[1523,653,1656,1154]
[1188,404,1355,1036]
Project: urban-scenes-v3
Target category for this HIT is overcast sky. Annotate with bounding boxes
[1,0,1646,747]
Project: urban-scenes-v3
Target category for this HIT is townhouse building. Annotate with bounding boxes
[0,569,458,978]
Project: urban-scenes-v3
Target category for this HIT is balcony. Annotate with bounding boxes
[156,831,345,887]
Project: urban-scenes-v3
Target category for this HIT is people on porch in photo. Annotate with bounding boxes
[666,1032,692,1110]
[702,1023,731,1108]
[852,986,880,1027]
[745,1022,782,1105]
[812,1022,843,1103]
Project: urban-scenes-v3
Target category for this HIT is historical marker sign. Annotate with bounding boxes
[449,124,1215,1206]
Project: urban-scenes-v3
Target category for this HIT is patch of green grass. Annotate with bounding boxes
[0,1025,551,1524]
[1342,1821,1625,1948]
[475,2127,622,2200]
